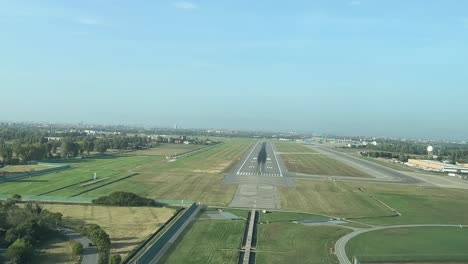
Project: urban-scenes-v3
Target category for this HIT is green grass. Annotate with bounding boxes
[279,179,394,218]
[346,227,468,262]
[274,142,370,177]
[0,155,160,196]
[282,153,371,177]
[0,164,53,173]
[274,141,318,153]
[257,223,350,264]
[347,182,468,225]
[129,143,206,156]
[80,141,251,205]
[359,156,414,172]
[161,220,245,264]
[260,211,328,222]
[0,139,253,206]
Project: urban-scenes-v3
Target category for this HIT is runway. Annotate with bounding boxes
[234,140,283,177]
[225,140,293,209]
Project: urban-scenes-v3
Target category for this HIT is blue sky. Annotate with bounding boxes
[1,1,467,139]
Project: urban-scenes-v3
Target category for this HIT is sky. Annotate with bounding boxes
[0,1,467,140]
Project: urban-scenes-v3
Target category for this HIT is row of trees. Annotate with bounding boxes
[82,224,111,264]
[1,198,63,263]
[366,141,428,155]
[360,151,412,162]
[0,135,154,166]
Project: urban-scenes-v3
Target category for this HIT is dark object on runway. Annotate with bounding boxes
[257,142,267,165]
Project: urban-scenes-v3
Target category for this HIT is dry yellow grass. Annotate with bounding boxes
[42,204,176,258]
[36,236,78,264]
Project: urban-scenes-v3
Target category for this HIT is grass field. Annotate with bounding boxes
[0,138,253,206]
[279,179,394,218]
[0,164,53,173]
[161,220,245,264]
[274,142,371,177]
[80,139,253,205]
[274,141,319,153]
[129,143,207,156]
[257,223,350,264]
[344,182,468,225]
[42,204,176,258]
[36,235,78,264]
[362,157,414,172]
[346,227,468,262]
[260,211,328,222]
[282,153,371,177]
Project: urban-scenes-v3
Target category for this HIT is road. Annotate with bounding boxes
[335,224,467,264]
[61,228,98,264]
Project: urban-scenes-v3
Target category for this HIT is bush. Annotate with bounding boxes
[110,254,122,264]
[70,241,83,256]
[82,224,111,264]
[92,192,163,207]
[12,194,22,201]
[7,239,34,264]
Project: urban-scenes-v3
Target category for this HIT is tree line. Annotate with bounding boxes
[0,197,63,263]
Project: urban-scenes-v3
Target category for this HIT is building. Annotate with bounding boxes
[407,159,468,174]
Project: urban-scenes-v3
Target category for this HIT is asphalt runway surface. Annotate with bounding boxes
[234,140,284,177]
[303,144,425,184]
[226,140,292,209]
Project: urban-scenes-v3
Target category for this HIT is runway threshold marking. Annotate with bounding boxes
[236,141,260,176]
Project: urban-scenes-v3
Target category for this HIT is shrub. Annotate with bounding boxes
[110,254,122,264]
[70,241,83,256]
[92,192,163,207]
[7,239,34,264]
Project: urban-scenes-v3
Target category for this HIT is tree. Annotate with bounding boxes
[12,194,22,201]
[110,254,122,264]
[94,139,108,154]
[70,241,83,256]
[7,239,34,264]
[61,140,71,158]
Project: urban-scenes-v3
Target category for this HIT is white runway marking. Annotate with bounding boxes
[271,142,283,177]
[236,141,260,175]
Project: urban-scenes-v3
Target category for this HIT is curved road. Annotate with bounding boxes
[62,228,98,264]
[335,224,467,264]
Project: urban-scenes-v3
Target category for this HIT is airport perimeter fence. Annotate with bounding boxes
[131,202,198,264]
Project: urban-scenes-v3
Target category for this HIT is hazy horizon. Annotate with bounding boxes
[1,1,467,141]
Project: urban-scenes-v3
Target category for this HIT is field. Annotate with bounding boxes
[274,141,319,153]
[0,138,253,206]
[279,179,394,218]
[259,211,328,222]
[42,204,176,258]
[257,223,349,264]
[161,220,245,264]
[130,143,207,156]
[274,142,371,177]
[80,139,252,205]
[0,164,53,173]
[36,235,78,264]
[346,227,468,262]
[346,182,468,225]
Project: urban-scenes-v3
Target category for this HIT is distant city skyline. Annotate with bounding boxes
[1,1,467,141]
